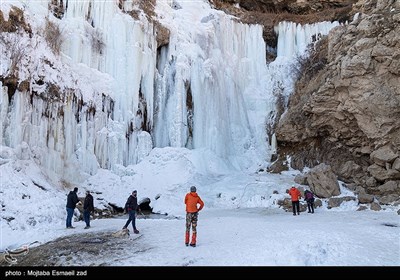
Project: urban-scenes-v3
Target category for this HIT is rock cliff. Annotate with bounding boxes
[211,0,357,46]
[274,0,400,202]
[213,0,399,203]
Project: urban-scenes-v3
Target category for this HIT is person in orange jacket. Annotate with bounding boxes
[288,186,301,216]
[184,186,204,247]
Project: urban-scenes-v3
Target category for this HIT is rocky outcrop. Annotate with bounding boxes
[327,196,356,208]
[357,189,374,203]
[357,205,368,211]
[294,173,308,185]
[118,0,170,49]
[213,0,356,14]
[306,163,341,198]
[370,202,382,211]
[211,0,356,47]
[275,0,400,200]
[277,197,308,212]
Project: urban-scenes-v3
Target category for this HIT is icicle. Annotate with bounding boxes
[276,21,340,58]
[154,10,269,170]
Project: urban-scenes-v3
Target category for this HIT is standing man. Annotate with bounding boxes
[288,186,301,216]
[66,187,79,229]
[83,190,94,229]
[123,190,140,234]
[184,186,204,247]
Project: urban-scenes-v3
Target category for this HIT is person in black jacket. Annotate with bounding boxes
[122,190,140,234]
[83,191,94,229]
[66,187,79,229]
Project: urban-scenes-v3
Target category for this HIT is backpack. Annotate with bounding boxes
[124,196,130,212]
[306,191,314,201]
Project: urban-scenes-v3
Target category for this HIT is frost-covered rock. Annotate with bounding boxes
[306,164,341,198]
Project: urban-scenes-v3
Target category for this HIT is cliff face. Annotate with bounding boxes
[274,0,400,202]
[1,1,398,203]
[213,0,400,202]
[214,0,355,14]
[212,0,357,46]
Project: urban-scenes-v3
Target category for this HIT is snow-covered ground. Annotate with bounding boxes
[0,0,399,266]
[86,209,400,266]
[1,146,399,266]
[3,208,400,266]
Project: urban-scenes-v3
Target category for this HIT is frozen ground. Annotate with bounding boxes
[2,208,399,266]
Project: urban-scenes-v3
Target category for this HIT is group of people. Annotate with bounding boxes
[65,187,94,229]
[65,186,205,247]
[66,185,313,246]
[288,186,315,215]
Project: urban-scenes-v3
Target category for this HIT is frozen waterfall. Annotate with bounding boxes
[0,0,340,182]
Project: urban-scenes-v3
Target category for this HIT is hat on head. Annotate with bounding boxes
[132,190,137,194]
[86,190,90,194]
[190,186,196,192]
[74,187,78,192]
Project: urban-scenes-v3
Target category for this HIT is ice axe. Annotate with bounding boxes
[139,209,147,219]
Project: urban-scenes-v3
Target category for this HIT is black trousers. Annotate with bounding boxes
[307,201,314,213]
[292,201,300,214]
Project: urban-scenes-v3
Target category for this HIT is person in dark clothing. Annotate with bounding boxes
[304,189,315,213]
[83,191,94,229]
[122,190,140,234]
[66,187,79,228]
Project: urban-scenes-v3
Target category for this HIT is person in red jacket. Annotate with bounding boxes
[184,186,204,247]
[288,186,301,216]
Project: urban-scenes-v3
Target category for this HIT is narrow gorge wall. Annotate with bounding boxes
[214,0,400,203]
[212,0,356,47]
[0,0,274,184]
[275,0,400,203]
